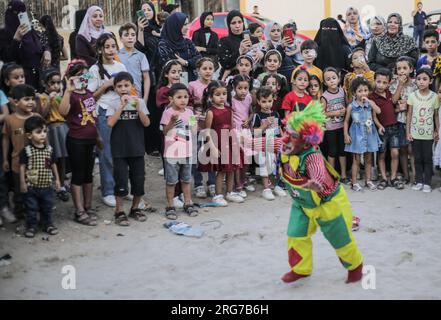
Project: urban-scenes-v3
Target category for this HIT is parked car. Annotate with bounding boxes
[402,9,441,38]
[188,12,310,41]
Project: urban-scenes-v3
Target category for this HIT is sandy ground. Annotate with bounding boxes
[1,155,441,300]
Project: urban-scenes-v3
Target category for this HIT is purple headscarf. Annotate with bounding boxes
[78,6,108,42]
[4,0,26,38]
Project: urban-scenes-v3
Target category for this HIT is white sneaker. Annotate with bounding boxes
[273,186,287,197]
[208,184,216,197]
[194,186,207,198]
[226,192,244,203]
[158,168,164,176]
[237,190,247,198]
[412,183,423,191]
[262,188,276,200]
[245,184,255,192]
[225,192,245,203]
[102,195,116,207]
[173,196,184,209]
[212,194,228,207]
[422,185,432,193]
[1,206,17,223]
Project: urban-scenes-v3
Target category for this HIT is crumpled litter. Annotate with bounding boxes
[0,253,12,267]
[164,221,204,238]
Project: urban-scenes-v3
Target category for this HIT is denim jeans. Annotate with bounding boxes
[192,166,215,187]
[23,187,54,229]
[97,106,115,197]
[413,26,424,48]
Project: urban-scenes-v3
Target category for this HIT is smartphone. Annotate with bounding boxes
[18,12,31,29]
[242,30,251,41]
[136,9,146,19]
[283,28,294,42]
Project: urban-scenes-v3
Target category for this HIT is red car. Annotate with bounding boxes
[188,12,310,41]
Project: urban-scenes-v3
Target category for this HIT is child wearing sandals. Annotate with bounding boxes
[321,67,348,184]
[107,72,151,226]
[344,77,381,192]
[160,83,199,219]
[20,116,61,238]
[59,60,99,226]
[37,68,70,202]
[371,68,404,190]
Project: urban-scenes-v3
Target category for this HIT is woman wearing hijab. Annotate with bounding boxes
[75,6,108,67]
[264,21,296,80]
[157,12,201,82]
[0,0,51,91]
[365,16,386,57]
[40,15,69,70]
[136,1,162,155]
[191,12,219,64]
[343,7,370,49]
[69,9,87,60]
[218,10,253,80]
[137,1,161,80]
[368,13,419,71]
[315,18,352,73]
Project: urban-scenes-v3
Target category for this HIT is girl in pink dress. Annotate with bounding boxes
[230,75,253,197]
[188,57,216,198]
[199,81,244,206]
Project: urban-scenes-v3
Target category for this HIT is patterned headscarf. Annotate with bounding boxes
[375,13,417,59]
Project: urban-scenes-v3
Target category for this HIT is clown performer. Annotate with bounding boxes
[279,101,363,284]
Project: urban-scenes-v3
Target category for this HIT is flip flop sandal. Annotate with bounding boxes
[24,228,36,238]
[114,212,130,226]
[351,183,363,192]
[45,225,59,235]
[85,208,99,221]
[391,179,404,190]
[366,181,377,191]
[165,207,177,220]
[377,179,388,190]
[75,211,97,226]
[129,208,147,222]
[184,204,199,217]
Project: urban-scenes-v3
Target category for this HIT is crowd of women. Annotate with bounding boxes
[0,0,440,232]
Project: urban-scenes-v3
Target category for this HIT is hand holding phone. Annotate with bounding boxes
[18,12,31,29]
[242,30,251,41]
[283,28,294,43]
[136,9,147,19]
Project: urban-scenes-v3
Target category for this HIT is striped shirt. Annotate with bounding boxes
[305,153,338,198]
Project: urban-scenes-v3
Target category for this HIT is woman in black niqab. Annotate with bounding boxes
[314,18,352,72]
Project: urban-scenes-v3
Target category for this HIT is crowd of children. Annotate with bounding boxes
[0,12,440,239]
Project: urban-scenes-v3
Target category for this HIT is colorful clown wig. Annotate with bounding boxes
[286,101,327,146]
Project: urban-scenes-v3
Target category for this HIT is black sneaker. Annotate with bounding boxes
[57,189,70,202]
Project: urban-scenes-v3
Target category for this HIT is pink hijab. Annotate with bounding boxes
[78,6,108,42]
